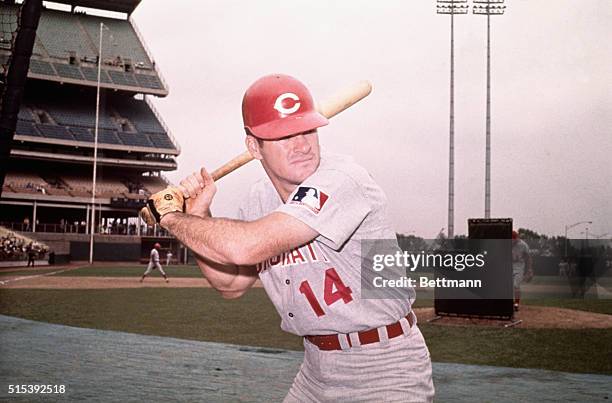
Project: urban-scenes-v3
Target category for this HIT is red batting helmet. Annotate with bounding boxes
[154,243,161,249]
[242,74,329,140]
[512,231,519,240]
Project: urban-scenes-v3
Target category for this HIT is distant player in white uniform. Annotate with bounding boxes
[147,74,434,401]
[512,230,533,311]
[140,243,169,283]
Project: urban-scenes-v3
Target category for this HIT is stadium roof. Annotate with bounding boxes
[51,0,142,15]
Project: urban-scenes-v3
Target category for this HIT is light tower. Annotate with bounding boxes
[437,0,469,238]
[473,0,506,218]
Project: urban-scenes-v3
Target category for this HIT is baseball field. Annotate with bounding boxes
[1,263,611,376]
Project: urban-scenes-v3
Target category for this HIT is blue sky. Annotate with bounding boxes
[127,0,611,237]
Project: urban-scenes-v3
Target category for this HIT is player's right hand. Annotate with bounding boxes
[179,167,217,218]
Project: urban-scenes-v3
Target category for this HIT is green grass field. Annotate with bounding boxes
[0,268,60,278]
[53,265,204,278]
[1,284,611,375]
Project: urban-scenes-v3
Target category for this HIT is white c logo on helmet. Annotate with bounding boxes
[274,93,301,115]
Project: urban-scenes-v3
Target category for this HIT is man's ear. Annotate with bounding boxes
[245,134,263,160]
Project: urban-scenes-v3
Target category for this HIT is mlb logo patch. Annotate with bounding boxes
[289,186,329,214]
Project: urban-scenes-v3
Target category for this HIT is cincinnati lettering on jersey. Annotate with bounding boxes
[257,241,329,273]
[288,186,329,214]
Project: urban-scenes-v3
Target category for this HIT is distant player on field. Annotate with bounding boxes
[512,230,533,311]
[140,243,169,283]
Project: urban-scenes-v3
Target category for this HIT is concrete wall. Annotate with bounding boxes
[20,232,142,262]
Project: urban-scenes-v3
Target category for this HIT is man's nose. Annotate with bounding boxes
[291,134,311,153]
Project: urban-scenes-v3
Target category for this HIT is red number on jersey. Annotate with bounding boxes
[299,267,353,316]
[323,267,353,306]
[298,280,325,317]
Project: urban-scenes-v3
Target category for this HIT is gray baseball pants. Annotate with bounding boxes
[143,261,167,276]
[283,324,434,402]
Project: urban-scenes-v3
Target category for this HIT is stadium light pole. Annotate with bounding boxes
[89,22,108,264]
[473,0,505,218]
[437,0,468,239]
[564,220,592,258]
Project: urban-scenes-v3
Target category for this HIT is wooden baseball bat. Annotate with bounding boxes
[210,80,373,181]
[140,80,372,225]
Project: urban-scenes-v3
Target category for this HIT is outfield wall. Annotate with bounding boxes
[19,232,142,262]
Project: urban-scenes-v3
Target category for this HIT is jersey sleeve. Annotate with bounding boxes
[275,169,371,250]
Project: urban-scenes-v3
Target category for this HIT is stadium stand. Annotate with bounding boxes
[1,1,181,262]
[36,124,74,141]
[36,9,95,60]
[16,91,178,152]
[16,120,39,136]
[79,13,151,68]
[138,176,167,194]
[112,96,165,133]
[28,59,56,75]
[17,5,168,95]
[0,226,49,262]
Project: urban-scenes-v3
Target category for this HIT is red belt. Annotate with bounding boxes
[305,313,415,351]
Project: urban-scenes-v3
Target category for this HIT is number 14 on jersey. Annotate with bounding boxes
[299,267,353,317]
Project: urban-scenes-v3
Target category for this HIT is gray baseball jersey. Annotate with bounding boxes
[512,239,529,273]
[239,151,414,336]
[150,248,160,263]
[143,248,166,276]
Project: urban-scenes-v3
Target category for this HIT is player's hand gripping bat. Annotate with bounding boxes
[140,80,373,225]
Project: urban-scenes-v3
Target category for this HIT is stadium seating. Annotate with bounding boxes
[138,176,167,194]
[28,59,56,76]
[4,172,49,194]
[135,74,163,90]
[80,66,112,83]
[97,128,121,145]
[69,127,94,142]
[53,63,85,80]
[16,94,177,151]
[79,14,151,68]
[13,7,166,92]
[112,97,165,134]
[36,124,75,141]
[37,9,95,60]
[2,170,153,199]
[17,106,35,122]
[16,121,39,137]
[36,98,117,130]
[148,133,175,149]
[118,132,154,147]
[1,2,178,239]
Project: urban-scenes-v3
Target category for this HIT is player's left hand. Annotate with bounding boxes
[524,270,534,283]
[140,186,185,225]
[179,167,217,218]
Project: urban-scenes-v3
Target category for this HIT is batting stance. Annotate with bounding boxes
[140,243,169,283]
[144,74,434,401]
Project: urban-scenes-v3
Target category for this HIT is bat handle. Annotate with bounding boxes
[210,151,254,181]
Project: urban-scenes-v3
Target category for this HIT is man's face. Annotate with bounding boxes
[252,129,321,188]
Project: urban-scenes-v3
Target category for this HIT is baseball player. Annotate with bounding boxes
[145,74,434,401]
[140,243,169,283]
[512,230,533,311]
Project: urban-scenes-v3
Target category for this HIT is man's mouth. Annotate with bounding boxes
[290,156,313,164]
